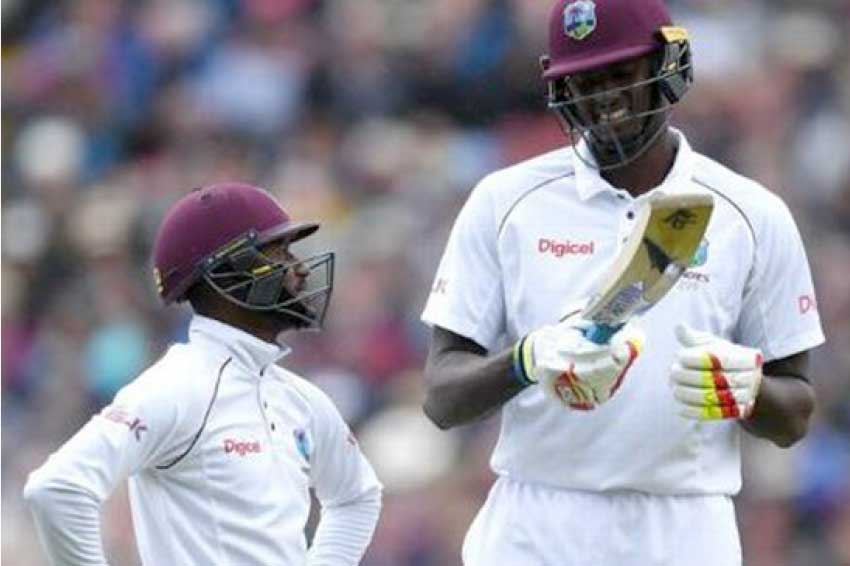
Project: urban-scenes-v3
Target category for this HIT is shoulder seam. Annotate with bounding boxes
[693,177,757,248]
[156,356,232,470]
[497,172,575,237]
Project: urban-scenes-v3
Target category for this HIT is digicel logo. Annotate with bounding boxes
[538,238,595,258]
[223,439,262,456]
[798,294,817,314]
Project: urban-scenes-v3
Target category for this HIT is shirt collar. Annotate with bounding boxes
[189,314,291,374]
[573,128,695,202]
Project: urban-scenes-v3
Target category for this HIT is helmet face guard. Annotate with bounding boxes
[544,27,693,170]
[199,230,335,331]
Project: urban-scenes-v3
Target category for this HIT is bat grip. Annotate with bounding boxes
[583,323,621,345]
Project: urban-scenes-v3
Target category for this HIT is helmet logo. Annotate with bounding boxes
[563,0,597,41]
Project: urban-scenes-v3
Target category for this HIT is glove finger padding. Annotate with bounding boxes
[670,324,763,420]
[669,372,756,404]
[671,384,753,411]
[677,402,754,421]
[677,347,763,372]
[669,365,760,389]
[675,324,764,370]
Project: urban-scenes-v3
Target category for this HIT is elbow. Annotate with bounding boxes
[422,395,453,430]
[777,418,814,449]
[22,466,80,512]
[347,484,382,516]
[422,366,453,430]
[422,384,462,430]
[23,471,54,512]
[369,485,383,515]
[774,389,816,449]
[773,422,807,448]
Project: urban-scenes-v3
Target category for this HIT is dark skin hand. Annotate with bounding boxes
[424,326,816,448]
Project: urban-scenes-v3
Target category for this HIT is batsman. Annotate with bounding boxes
[421,1,824,565]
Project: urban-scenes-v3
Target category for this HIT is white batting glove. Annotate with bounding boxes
[514,316,644,410]
[669,324,764,420]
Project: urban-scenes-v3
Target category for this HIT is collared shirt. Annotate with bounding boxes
[422,129,825,495]
[25,315,381,565]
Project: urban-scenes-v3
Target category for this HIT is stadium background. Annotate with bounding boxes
[2,0,848,564]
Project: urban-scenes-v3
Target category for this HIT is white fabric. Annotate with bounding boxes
[421,129,825,496]
[24,315,381,566]
[462,477,741,566]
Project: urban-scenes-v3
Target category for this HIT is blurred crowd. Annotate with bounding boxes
[2,0,849,565]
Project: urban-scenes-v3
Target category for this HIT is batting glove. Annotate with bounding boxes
[514,316,644,410]
[669,324,763,420]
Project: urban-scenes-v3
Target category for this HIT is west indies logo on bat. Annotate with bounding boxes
[563,0,597,41]
[689,239,709,267]
[678,239,711,288]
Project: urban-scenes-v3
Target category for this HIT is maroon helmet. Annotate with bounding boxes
[540,0,693,169]
[152,183,334,329]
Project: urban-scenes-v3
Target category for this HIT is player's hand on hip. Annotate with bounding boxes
[514,315,644,410]
[670,324,764,420]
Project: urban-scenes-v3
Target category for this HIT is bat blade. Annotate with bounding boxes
[581,192,714,343]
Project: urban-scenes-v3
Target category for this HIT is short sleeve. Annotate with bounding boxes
[421,178,506,350]
[734,196,825,361]
[309,389,381,507]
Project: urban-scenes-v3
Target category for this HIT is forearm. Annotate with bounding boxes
[741,374,815,448]
[423,347,526,429]
[24,475,108,566]
[308,487,381,566]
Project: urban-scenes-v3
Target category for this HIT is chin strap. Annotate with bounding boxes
[557,108,673,172]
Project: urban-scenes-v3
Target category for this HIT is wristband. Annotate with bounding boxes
[511,335,535,387]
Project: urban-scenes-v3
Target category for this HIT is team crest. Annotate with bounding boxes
[563,0,597,41]
[293,428,311,461]
[689,239,709,268]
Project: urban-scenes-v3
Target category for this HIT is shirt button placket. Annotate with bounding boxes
[258,381,278,442]
[618,203,636,245]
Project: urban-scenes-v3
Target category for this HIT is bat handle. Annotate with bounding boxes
[583,323,622,345]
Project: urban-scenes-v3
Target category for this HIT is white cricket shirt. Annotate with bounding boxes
[422,129,825,496]
[24,315,381,565]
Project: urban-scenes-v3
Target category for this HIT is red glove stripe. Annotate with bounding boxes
[709,354,740,418]
[566,371,593,410]
[555,367,594,411]
[609,340,639,396]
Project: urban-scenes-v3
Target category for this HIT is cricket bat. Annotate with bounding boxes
[581,192,714,344]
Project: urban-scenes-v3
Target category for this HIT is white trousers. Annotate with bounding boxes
[462,476,742,566]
